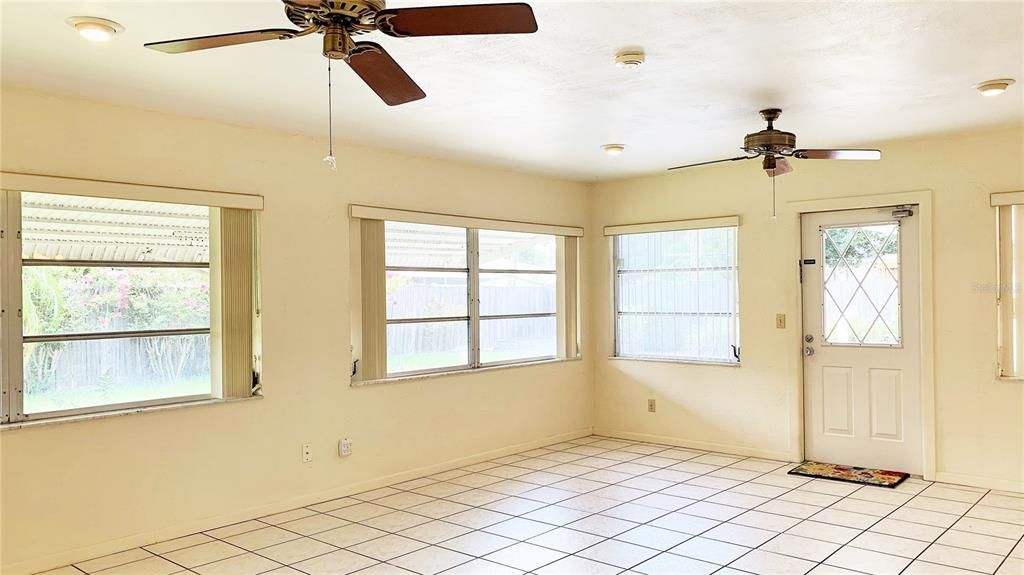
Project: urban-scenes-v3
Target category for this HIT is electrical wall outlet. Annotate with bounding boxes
[339,438,353,457]
[302,443,313,463]
[648,399,656,413]
[776,313,787,329]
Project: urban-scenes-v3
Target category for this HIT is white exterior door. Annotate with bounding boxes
[801,206,922,474]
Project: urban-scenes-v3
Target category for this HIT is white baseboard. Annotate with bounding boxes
[9,427,594,575]
[934,471,1024,494]
[594,428,794,462]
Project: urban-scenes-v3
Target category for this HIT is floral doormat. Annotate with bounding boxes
[788,461,909,488]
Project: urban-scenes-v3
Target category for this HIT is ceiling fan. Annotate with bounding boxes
[668,109,881,177]
[144,1,539,106]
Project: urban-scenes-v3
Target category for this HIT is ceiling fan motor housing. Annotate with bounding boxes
[286,0,385,32]
[742,108,795,155]
[323,25,356,59]
[743,129,796,154]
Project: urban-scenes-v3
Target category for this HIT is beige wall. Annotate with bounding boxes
[1,87,1022,574]
[0,88,593,574]
[588,127,1024,491]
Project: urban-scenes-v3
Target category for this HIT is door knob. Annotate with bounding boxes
[804,346,815,357]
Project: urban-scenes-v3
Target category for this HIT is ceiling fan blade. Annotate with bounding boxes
[376,3,538,37]
[765,157,794,178]
[145,29,299,54]
[793,149,881,160]
[668,155,756,171]
[348,42,426,106]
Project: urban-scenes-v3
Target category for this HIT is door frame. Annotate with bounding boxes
[789,190,935,481]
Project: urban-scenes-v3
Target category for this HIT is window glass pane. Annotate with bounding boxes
[617,314,699,360]
[822,223,900,345]
[385,221,467,268]
[617,314,734,362]
[23,266,210,337]
[19,193,214,415]
[614,226,738,362]
[479,230,556,271]
[617,230,698,270]
[480,316,557,364]
[386,270,468,320]
[21,192,209,263]
[387,321,468,374]
[480,273,556,316]
[618,271,698,313]
[23,334,211,414]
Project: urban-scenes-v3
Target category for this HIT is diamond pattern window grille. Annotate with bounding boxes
[821,222,901,345]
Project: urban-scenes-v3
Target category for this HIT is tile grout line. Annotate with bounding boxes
[58,437,1020,575]
[895,492,992,575]
[992,531,1024,575]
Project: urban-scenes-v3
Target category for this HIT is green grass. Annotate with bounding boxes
[24,376,211,414]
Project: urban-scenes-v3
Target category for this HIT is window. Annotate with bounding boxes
[1,184,261,423]
[382,223,559,376]
[354,206,581,381]
[18,192,212,415]
[821,222,900,346]
[613,224,739,363]
[997,203,1024,378]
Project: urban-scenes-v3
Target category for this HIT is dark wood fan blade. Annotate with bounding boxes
[348,42,426,106]
[145,29,298,54]
[793,149,881,160]
[376,3,538,37]
[668,155,756,171]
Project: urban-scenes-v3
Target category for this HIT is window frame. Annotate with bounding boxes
[611,224,740,365]
[1,190,217,423]
[383,225,560,378]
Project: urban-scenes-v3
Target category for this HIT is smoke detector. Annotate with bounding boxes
[615,50,645,70]
[602,144,626,156]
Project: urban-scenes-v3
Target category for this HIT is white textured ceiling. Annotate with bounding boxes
[2,1,1022,181]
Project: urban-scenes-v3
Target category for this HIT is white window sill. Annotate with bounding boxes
[607,356,741,368]
[0,395,262,431]
[353,357,582,388]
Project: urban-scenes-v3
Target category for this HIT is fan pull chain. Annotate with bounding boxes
[323,59,337,171]
[770,173,778,224]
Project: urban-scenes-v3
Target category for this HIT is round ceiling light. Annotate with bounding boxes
[975,78,1015,97]
[615,50,645,70]
[602,144,626,156]
[66,16,125,42]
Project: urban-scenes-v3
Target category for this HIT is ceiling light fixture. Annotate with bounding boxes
[66,16,124,42]
[615,50,645,70]
[602,144,626,156]
[975,78,1015,97]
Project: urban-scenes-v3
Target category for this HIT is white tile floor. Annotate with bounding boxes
[39,436,1024,575]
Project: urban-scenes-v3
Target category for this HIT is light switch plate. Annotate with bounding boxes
[776,313,786,329]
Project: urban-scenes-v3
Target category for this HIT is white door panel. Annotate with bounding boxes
[802,207,922,474]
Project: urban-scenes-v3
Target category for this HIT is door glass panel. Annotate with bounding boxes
[822,222,900,345]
